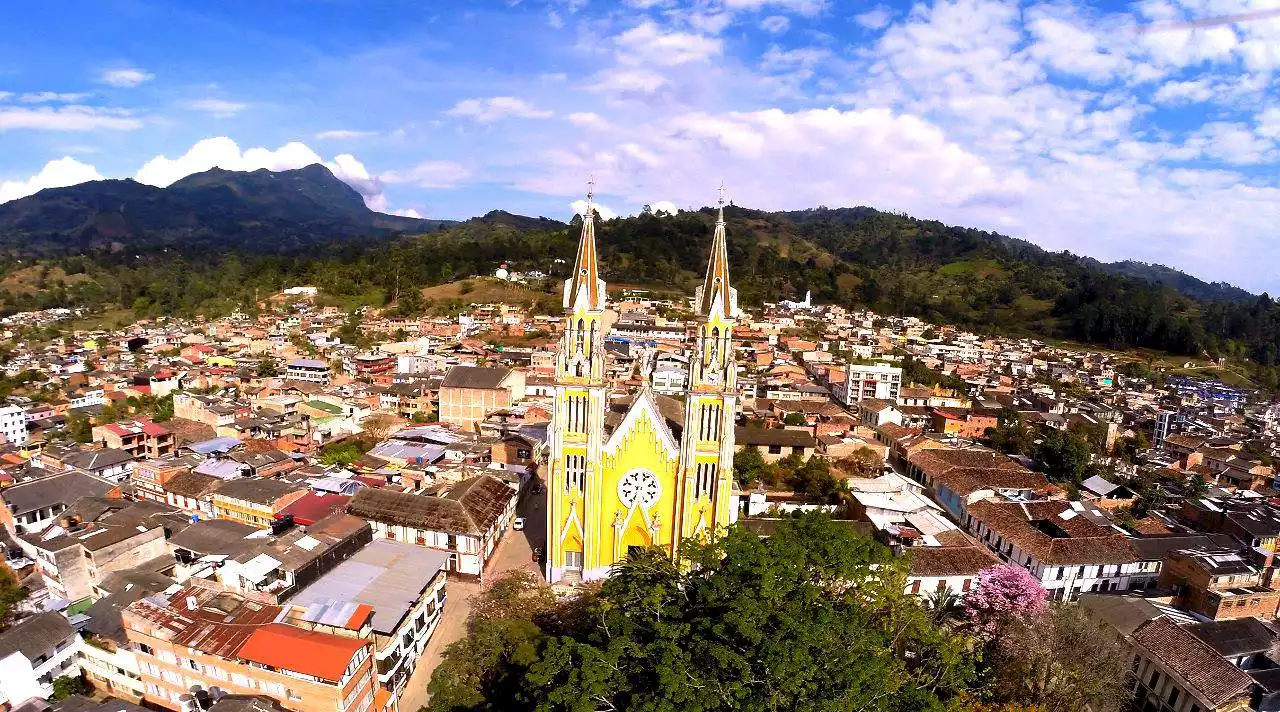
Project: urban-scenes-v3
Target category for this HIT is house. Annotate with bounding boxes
[437,366,526,431]
[92,420,175,460]
[287,540,449,698]
[905,536,1000,598]
[1082,595,1255,712]
[0,471,120,536]
[0,612,81,706]
[345,474,517,579]
[285,359,331,384]
[40,445,135,483]
[734,427,816,463]
[1130,617,1254,712]
[210,478,309,527]
[907,448,1048,520]
[1158,547,1280,620]
[965,498,1141,601]
[122,582,378,712]
[19,499,184,605]
[928,408,997,439]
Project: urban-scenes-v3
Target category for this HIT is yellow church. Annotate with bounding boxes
[545,187,740,584]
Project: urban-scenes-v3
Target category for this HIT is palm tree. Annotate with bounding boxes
[923,587,963,626]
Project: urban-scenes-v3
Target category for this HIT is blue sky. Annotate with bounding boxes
[2,0,1280,291]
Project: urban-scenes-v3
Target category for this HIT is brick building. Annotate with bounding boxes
[437,366,526,431]
[1158,547,1280,620]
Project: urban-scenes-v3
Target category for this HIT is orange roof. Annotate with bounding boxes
[235,623,367,681]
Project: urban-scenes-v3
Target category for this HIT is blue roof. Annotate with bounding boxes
[188,436,243,455]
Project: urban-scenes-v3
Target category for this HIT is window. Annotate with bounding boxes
[694,462,716,498]
[767,445,782,455]
[1167,688,1179,705]
[565,550,584,570]
[566,454,586,493]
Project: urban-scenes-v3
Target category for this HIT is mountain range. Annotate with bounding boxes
[0,163,1253,305]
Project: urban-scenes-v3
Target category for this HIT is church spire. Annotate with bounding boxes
[696,183,733,318]
[564,176,604,312]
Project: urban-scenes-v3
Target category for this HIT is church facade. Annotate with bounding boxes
[545,189,740,584]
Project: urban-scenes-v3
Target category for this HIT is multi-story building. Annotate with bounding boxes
[965,498,1142,601]
[0,471,119,536]
[0,612,81,706]
[210,478,308,527]
[286,359,332,384]
[19,499,181,604]
[841,362,902,405]
[1158,547,1280,620]
[131,455,201,503]
[346,475,516,579]
[288,540,449,698]
[437,366,526,431]
[0,404,28,446]
[92,419,176,460]
[122,582,378,712]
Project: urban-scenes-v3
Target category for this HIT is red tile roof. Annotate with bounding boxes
[235,623,368,682]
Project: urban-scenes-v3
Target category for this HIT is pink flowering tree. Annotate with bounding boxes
[963,564,1048,637]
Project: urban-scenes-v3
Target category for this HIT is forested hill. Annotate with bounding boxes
[0,163,453,257]
[4,183,1280,383]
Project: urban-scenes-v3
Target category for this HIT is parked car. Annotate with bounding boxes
[513,517,525,531]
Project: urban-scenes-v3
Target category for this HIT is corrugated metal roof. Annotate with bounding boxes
[287,540,448,635]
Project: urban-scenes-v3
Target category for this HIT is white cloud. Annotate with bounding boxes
[614,21,723,66]
[567,112,610,129]
[648,200,679,214]
[722,0,826,17]
[445,97,553,122]
[100,68,154,87]
[380,160,472,188]
[1025,10,1130,81]
[0,105,141,131]
[570,199,618,219]
[0,156,103,203]
[1152,79,1215,105]
[391,207,424,218]
[854,7,894,29]
[316,129,378,140]
[760,15,790,34]
[19,92,92,104]
[187,98,247,117]
[130,137,414,213]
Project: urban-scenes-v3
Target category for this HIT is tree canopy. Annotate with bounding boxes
[428,515,973,712]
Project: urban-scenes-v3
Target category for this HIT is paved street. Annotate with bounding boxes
[397,483,547,712]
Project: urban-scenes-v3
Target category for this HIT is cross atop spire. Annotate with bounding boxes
[696,185,735,318]
[564,175,604,312]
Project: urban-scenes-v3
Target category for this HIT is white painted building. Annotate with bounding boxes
[842,362,902,405]
[0,612,81,706]
[0,404,27,446]
[964,498,1143,601]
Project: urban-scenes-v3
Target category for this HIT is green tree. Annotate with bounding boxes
[64,411,93,444]
[429,515,974,712]
[1037,429,1092,483]
[153,393,174,422]
[0,565,28,622]
[257,358,279,377]
[733,446,767,487]
[782,411,807,426]
[51,675,89,701]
